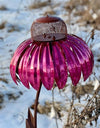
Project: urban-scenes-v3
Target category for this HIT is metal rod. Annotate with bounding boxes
[33,83,42,128]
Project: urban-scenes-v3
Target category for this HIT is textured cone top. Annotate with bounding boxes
[31,16,67,42]
[10,16,94,90]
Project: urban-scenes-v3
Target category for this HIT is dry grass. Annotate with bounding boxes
[64,0,100,30]
[72,83,94,96]
[29,82,100,128]
[28,0,51,9]
[64,85,100,128]
[31,101,64,117]
[29,84,100,128]
[42,7,56,16]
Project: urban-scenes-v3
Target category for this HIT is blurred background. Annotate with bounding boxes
[0,0,100,128]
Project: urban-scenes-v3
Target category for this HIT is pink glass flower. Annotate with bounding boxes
[10,16,94,91]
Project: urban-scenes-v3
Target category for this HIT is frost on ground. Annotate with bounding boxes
[0,0,100,128]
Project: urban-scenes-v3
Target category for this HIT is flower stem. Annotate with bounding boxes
[33,83,42,128]
[26,83,42,128]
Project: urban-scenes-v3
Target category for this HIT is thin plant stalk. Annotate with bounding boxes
[52,89,59,128]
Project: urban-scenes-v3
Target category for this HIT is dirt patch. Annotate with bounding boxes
[6,91,23,101]
[0,77,8,84]
[7,24,23,32]
[7,93,20,100]
[0,94,4,109]
[0,6,7,10]
[0,22,6,29]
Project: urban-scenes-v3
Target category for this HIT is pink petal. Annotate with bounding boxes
[52,42,67,89]
[14,39,32,55]
[27,45,41,90]
[10,39,32,84]
[68,34,94,72]
[40,43,54,90]
[18,45,34,89]
[70,34,89,48]
[66,37,93,80]
[60,41,81,85]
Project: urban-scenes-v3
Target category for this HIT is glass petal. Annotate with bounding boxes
[40,43,54,90]
[68,34,94,73]
[67,36,93,80]
[60,41,81,85]
[52,42,67,89]
[10,39,32,84]
[27,45,41,90]
[18,45,34,89]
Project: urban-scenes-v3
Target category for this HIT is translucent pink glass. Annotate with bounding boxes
[10,16,94,90]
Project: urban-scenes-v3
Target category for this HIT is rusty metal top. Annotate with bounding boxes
[31,16,67,42]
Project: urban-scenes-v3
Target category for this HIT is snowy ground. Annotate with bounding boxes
[0,0,100,128]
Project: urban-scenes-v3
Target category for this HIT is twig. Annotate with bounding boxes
[86,29,95,44]
[52,89,59,128]
[66,93,74,126]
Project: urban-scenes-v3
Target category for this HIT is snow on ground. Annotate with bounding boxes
[0,0,100,128]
